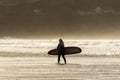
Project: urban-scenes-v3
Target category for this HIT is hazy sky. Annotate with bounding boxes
[0,0,120,39]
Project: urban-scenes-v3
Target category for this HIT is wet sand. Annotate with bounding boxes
[0,56,120,80]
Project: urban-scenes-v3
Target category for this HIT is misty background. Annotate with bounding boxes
[0,0,120,39]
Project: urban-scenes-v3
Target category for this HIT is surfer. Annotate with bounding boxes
[57,39,66,64]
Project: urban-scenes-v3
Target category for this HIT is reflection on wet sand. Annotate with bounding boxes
[0,56,120,80]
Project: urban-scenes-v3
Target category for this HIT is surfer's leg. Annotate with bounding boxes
[62,54,66,64]
[58,53,61,64]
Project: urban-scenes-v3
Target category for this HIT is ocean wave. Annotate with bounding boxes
[0,39,120,56]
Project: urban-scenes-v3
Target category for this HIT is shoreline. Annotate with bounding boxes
[0,52,120,58]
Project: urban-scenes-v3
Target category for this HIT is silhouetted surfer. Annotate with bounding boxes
[57,39,66,64]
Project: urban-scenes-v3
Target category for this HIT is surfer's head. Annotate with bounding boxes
[59,39,64,46]
[59,39,62,43]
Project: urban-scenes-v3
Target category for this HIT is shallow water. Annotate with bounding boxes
[0,57,120,80]
[0,39,120,80]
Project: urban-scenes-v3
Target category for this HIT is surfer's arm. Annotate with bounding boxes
[57,44,60,50]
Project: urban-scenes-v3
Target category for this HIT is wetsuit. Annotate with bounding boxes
[57,43,66,64]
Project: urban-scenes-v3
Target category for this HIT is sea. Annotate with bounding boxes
[0,38,120,56]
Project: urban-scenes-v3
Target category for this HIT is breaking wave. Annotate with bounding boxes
[0,38,120,56]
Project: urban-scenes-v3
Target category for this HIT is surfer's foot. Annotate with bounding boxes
[58,62,60,64]
[64,61,66,64]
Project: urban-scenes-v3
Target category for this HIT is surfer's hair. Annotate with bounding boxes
[59,39,64,46]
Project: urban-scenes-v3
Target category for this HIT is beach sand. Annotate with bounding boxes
[0,55,120,80]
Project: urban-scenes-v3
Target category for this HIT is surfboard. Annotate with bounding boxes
[48,47,82,55]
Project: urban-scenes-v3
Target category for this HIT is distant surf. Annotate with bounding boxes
[0,38,120,56]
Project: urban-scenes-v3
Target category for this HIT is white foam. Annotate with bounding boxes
[0,39,120,56]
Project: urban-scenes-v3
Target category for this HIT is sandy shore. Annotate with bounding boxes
[0,56,120,80]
